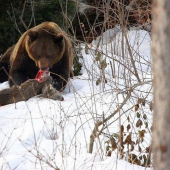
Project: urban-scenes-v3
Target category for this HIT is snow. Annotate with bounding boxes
[0,28,153,170]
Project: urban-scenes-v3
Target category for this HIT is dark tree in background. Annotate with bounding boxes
[0,0,23,55]
[152,0,170,169]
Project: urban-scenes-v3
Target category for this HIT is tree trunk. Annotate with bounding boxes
[152,0,170,169]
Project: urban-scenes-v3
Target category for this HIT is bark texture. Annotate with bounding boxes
[152,0,170,169]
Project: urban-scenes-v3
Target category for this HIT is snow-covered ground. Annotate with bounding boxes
[0,28,153,170]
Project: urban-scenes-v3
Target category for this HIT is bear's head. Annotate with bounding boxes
[26,25,65,70]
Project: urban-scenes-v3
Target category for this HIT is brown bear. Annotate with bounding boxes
[0,76,64,106]
[0,22,73,91]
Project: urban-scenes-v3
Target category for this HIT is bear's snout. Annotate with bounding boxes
[37,58,52,70]
[41,67,48,70]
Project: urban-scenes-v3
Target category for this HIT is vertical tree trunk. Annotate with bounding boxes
[152,1,170,169]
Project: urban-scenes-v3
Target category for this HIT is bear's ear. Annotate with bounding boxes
[28,30,38,42]
[53,33,63,43]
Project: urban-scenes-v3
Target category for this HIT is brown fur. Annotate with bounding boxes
[0,76,60,106]
[1,45,15,64]
[0,76,64,106]
[0,45,15,82]
[39,84,64,101]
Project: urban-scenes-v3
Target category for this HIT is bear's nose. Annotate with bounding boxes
[40,67,49,71]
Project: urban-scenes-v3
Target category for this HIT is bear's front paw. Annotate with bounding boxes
[52,79,66,91]
[52,79,59,89]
